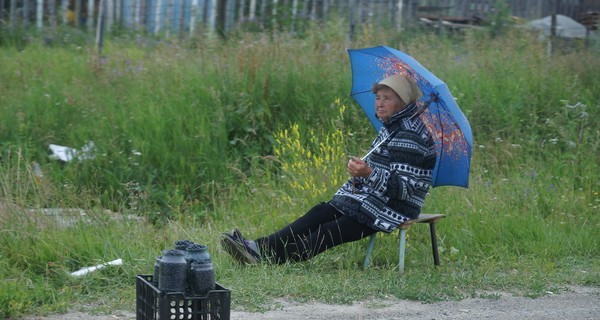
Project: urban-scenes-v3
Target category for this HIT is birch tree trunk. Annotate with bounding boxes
[96,0,106,54]
[9,0,16,31]
[0,0,5,27]
[259,0,266,27]
[155,0,162,33]
[207,0,216,34]
[36,0,43,29]
[272,0,278,27]
[106,0,114,32]
[190,0,198,32]
[88,0,95,29]
[61,0,68,24]
[291,0,298,30]
[249,0,255,20]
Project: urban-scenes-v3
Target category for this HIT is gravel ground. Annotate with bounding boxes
[24,285,600,320]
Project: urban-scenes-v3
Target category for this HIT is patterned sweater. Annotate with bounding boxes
[330,102,436,233]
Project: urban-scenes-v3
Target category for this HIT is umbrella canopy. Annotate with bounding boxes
[348,45,472,188]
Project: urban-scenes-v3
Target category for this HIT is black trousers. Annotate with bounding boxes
[255,202,377,263]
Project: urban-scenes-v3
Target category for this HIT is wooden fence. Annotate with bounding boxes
[1,0,599,36]
[419,0,600,20]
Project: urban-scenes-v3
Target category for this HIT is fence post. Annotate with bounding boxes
[74,0,81,27]
[133,0,139,30]
[301,0,308,20]
[179,0,186,34]
[23,0,29,27]
[238,0,245,23]
[113,0,118,28]
[549,0,557,56]
[226,0,235,33]
[349,0,355,41]
[216,0,226,35]
[48,0,57,28]
[404,0,419,27]
[165,0,173,37]
[259,0,266,27]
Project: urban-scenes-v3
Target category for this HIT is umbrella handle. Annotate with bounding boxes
[361,137,388,160]
[361,127,403,161]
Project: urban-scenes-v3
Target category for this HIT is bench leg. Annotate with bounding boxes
[399,228,407,273]
[363,234,377,269]
[429,222,440,266]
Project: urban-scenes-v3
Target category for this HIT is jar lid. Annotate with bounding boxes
[162,249,185,256]
[186,243,208,252]
[175,239,195,248]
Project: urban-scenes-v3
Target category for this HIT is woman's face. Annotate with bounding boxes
[375,87,406,122]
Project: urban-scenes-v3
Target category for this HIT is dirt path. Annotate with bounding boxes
[25,285,599,320]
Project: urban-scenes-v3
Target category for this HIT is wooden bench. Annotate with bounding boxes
[363,213,446,273]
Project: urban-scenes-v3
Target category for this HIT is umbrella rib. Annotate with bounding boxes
[352,50,387,59]
[435,102,445,187]
[351,89,373,96]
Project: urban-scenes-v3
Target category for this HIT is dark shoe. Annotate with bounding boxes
[220,230,260,264]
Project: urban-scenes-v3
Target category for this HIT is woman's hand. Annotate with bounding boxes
[347,156,373,178]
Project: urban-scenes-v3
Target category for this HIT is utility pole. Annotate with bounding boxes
[549,0,558,56]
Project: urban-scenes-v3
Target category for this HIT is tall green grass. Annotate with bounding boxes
[0,23,599,318]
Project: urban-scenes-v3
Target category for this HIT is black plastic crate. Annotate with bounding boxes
[136,274,230,320]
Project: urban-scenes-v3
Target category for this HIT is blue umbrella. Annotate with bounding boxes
[348,45,472,188]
